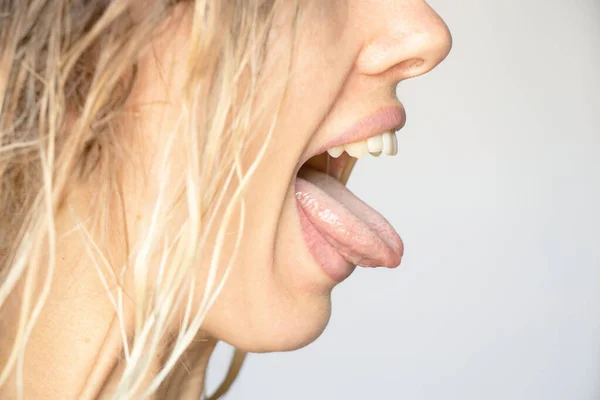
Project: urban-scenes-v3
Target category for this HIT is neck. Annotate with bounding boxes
[1,307,217,399]
[0,197,217,399]
[81,321,218,400]
[0,252,217,399]
[90,329,217,400]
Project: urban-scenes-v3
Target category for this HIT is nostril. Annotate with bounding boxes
[397,58,425,74]
[375,57,430,83]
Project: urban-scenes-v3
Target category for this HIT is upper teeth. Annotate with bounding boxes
[327,131,398,159]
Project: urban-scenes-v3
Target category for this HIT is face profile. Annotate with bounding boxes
[0,1,451,398]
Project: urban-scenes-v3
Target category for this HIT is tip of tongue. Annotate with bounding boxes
[296,169,403,269]
[348,228,403,268]
[328,219,403,268]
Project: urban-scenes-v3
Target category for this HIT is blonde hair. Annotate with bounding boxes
[0,0,295,397]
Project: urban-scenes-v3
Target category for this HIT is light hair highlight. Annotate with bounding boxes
[0,0,296,398]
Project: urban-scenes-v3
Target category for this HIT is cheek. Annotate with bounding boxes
[195,3,357,352]
[282,34,357,142]
[194,139,335,352]
[259,1,355,148]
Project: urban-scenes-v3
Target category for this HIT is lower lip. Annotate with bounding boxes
[295,201,356,282]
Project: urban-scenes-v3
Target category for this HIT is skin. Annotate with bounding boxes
[0,1,451,398]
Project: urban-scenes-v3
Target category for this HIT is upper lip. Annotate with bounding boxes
[299,105,406,166]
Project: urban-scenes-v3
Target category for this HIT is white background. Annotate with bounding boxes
[207,0,600,399]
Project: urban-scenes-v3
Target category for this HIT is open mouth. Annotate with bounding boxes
[295,130,404,282]
[300,151,356,186]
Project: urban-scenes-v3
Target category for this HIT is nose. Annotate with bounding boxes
[355,0,452,81]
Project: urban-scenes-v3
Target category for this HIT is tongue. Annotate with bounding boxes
[295,168,403,268]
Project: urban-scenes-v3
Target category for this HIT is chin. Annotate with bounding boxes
[204,266,334,353]
[245,299,333,353]
[236,289,333,353]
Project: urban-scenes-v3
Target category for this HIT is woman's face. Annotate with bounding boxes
[130,0,451,352]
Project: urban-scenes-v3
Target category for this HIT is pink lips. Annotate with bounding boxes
[295,106,405,282]
[302,105,406,166]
